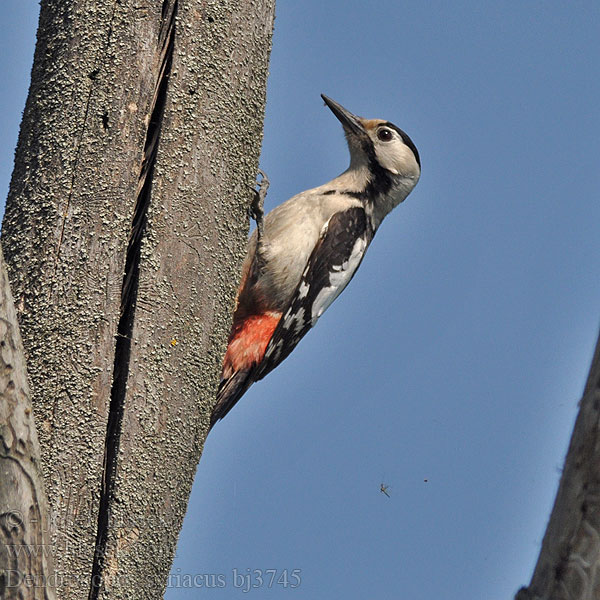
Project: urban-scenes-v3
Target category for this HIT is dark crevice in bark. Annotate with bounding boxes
[87,2,178,598]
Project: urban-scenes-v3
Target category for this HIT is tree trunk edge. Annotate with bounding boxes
[0,246,56,600]
[518,328,600,599]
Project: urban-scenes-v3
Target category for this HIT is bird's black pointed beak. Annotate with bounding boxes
[321,94,365,136]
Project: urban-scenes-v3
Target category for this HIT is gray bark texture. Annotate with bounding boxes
[0,247,56,600]
[1,0,274,598]
[516,329,600,600]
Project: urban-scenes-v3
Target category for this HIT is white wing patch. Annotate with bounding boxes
[310,236,367,325]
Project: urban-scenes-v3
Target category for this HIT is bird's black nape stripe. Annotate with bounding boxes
[383,121,421,168]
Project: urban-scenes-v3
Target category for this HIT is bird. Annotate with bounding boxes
[210,94,421,429]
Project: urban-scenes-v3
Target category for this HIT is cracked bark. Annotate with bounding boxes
[1,0,275,598]
[516,329,600,600]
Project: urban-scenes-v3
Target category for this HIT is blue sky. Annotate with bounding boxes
[2,2,600,599]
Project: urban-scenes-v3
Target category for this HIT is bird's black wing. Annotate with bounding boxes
[255,206,373,381]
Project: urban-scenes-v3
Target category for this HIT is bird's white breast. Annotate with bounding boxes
[252,187,361,309]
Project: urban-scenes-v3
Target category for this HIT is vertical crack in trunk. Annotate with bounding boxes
[88,2,178,597]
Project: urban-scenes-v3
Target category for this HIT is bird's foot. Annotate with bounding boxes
[250,169,269,240]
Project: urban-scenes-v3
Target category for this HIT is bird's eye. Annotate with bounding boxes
[377,128,393,142]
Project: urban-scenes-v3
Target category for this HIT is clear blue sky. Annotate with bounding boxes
[2,2,600,599]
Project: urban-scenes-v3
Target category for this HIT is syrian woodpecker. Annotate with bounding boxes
[211,94,421,428]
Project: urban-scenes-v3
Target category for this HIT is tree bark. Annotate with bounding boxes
[1,0,274,598]
[517,329,600,600]
[0,247,55,600]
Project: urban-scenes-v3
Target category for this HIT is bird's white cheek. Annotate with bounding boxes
[374,145,402,175]
[375,144,419,176]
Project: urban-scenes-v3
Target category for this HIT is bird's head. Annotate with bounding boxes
[321,94,420,223]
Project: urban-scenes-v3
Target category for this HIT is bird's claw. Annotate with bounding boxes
[250,169,269,240]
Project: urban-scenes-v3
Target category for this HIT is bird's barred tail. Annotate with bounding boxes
[210,370,255,430]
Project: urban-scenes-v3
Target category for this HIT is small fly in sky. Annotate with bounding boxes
[380,483,391,498]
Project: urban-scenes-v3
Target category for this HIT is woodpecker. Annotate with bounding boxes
[211,94,421,428]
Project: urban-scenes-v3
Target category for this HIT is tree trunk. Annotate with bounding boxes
[0,247,55,600]
[1,0,274,597]
[517,329,600,600]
